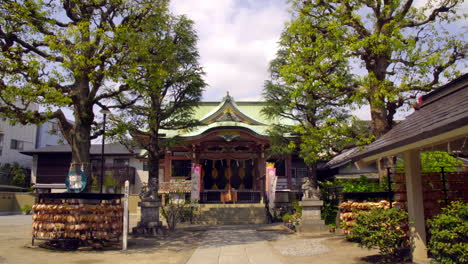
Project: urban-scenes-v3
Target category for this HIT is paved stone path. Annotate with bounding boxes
[186,227,286,264]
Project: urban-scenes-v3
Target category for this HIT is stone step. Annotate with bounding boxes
[195,204,266,225]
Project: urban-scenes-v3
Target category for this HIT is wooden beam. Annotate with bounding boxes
[359,125,468,164]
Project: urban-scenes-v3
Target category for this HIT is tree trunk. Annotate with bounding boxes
[370,103,391,137]
[69,110,93,191]
[65,79,94,191]
[147,149,160,190]
[366,55,392,137]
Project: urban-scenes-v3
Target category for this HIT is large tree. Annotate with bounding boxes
[263,19,359,183]
[110,13,205,193]
[0,0,168,181]
[289,0,466,137]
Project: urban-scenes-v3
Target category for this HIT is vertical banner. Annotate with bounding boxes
[191,164,202,201]
[270,171,277,209]
[266,162,276,208]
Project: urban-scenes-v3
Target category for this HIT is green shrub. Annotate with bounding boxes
[21,204,32,214]
[341,175,388,193]
[281,202,302,226]
[319,176,388,225]
[103,173,119,187]
[348,208,409,257]
[282,213,292,223]
[292,200,302,215]
[322,202,338,225]
[0,162,29,187]
[427,201,468,264]
[180,202,200,224]
[396,151,463,173]
[319,180,340,225]
[161,194,197,231]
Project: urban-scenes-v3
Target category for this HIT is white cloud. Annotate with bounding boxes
[170,0,466,121]
[170,0,289,101]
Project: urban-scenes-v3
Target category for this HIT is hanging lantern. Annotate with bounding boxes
[239,167,245,180]
[66,167,87,193]
[211,160,218,180]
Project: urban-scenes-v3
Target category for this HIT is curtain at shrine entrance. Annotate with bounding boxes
[202,159,255,190]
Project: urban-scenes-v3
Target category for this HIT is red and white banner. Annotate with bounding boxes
[191,164,202,201]
[266,166,277,208]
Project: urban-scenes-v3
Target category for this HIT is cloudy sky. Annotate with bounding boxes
[170,0,289,101]
[170,0,467,120]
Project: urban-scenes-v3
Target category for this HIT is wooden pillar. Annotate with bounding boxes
[259,149,266,196]
[286,155,292,189]
[403,150,428,263]
[191,144,198,164]
[164,149,171,181]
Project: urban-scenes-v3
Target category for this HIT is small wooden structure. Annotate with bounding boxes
[351,74,468,263]
[32,193,124,248]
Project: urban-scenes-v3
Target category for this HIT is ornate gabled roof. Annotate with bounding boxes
[159,93,295,139]
[199,92,266,125]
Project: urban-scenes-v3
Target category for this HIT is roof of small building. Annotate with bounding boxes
[325,147,362,169]
[351,73,468,162]
[21,142,135,156]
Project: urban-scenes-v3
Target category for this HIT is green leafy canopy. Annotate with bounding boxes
[286,0,467,137]
[0,0,171,168]
[107,11,205,181]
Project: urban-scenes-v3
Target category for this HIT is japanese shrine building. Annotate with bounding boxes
[155,93,308,203]
[23,93,309,203]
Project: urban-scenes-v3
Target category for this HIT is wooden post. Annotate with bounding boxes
[122,180,129,250]
[403,150,428,263]
[286,155,292,190]
[164,149,171,181]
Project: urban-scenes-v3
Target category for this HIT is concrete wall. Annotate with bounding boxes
[129,158,148,194]
[0,192,36,214]
[128,194,140,214]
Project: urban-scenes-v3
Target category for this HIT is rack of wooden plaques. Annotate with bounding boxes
[32,193,124,246]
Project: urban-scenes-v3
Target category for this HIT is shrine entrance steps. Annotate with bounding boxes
[196,204,266,225]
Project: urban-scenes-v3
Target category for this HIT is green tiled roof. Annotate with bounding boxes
[161,94,294,138]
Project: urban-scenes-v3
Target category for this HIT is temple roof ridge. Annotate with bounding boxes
[199,92,266,126]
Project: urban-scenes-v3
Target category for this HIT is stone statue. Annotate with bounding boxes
[301,178,320,200]
[140,177,159,202]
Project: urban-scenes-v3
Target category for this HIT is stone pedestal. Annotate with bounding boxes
[132,201,165,236]
[298,199,328,235]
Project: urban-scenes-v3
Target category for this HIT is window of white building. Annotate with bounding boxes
[10,139,24,150]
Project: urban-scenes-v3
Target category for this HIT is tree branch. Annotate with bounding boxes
[402,1,459,28]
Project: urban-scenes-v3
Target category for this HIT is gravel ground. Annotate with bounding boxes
[274,238,330,256]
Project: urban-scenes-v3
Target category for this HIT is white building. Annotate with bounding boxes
[0,104,66,169]
[0,119,37,168]
[35,119,65,148]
